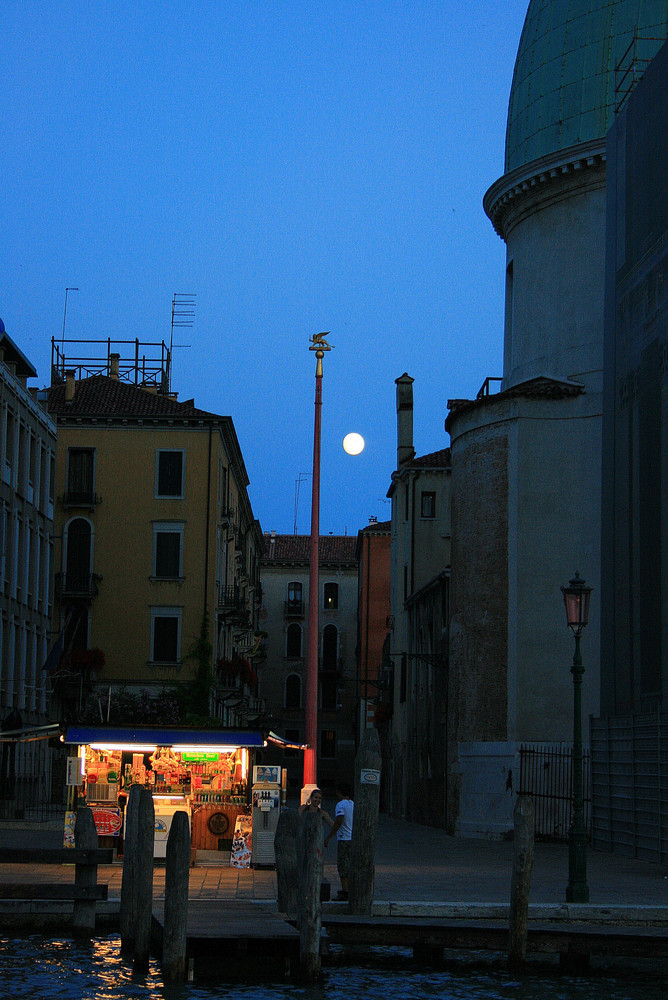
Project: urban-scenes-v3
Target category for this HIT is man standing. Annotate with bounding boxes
[324,781,353,900]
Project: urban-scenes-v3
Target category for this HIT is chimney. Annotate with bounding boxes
[109,353,120,380]
[65,370,76,403]
[395,373,415,468]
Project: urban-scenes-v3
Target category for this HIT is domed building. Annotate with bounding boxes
[444,1,667,836]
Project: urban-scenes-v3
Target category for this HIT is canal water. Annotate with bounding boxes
[0,934,665,1000]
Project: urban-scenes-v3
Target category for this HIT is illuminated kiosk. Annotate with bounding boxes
[65,725,264,859]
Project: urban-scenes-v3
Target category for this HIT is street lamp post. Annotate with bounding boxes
[561,571,593,904]
[302,333,332,799]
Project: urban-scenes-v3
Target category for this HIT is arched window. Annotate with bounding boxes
[286,623,302,658]
[285,673,301,709]
[323,582,338,609]
[322,624,337,670]
[287,581,302,610]
[64,518,93,594]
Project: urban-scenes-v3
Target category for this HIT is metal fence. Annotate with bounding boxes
[590,711,668,863]
[518,742,592,842]
[0,736,68,823]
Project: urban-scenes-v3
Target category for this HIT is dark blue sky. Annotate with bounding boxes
[1,1,528,535]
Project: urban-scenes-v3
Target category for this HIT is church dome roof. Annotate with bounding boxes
[505,0,668,173]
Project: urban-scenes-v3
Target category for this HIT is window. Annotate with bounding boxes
[156,450,184,498]
[28,434,36,503]
[421,491,436,518]
[151,607,182,664]
[286,623,302,658]
[285,673,301,709]
[400,652,407,704]
[322,624,337,670]
[66,448,95,504]
[320,729,336,759]
[323,582,338,610]
[320,674,337,712]
[64,518,92,593]
[153,523,184,578]
[4,409,15,485]
[287,581,302,610]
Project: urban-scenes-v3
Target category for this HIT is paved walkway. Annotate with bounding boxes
[1,812,667,914]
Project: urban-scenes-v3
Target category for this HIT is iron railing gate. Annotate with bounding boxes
[590,711,668,863]
[0,736,67,823]
[518,743,592,841]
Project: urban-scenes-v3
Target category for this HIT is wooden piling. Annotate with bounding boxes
[162,810,191,984]
[349,727,381,916]
[274,807,299,917]
[296,809,323,982]
[73,806,98,936]
[508,793,534,970]
[133,787,155,974]
[119,783,141,954]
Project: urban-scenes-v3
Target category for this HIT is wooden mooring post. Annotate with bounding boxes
[162,810,191,984]
[508,793,534,970]
[296,809,323,982]
[133,788,155,974]
[349,727,381,916]
[274,807,299,917]
[119,783,140,955]
[73,806,98,936]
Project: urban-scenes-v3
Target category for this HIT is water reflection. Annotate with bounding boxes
[1,935,666,1000]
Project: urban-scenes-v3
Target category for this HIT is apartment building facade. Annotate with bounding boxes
[0,323,56,726]
[259,532,358,794]
[384,374,451,826]
[46,345,263,726]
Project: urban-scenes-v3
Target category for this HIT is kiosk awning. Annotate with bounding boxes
[65,725,265,752]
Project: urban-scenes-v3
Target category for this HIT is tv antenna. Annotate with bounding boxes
[61,287,79,348]
[294,472,311,534]
[169,293,195,392]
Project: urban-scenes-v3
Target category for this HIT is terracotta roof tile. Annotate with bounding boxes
[359,520,391,533]
[262,533,358,566]
[47,375,218,419]
[409,448,451,468]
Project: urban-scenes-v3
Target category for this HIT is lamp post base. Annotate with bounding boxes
[565,884,590,903]
[566,827,589,903]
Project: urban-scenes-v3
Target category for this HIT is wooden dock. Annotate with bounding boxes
[149,901,668,979]
[321,913,668,962]
[151,901,300,979]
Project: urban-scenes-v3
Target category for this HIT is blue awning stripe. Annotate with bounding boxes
[65,725,264,747]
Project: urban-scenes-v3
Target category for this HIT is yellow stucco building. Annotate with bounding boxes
[46,348,263,726]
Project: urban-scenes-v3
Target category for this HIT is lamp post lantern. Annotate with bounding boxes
[561,570,592,904]
[302,333,332,799]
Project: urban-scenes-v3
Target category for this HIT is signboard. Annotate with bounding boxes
[360,768,381,785]
[229,813,252,868]
[91,806,123,837]
[66,756,83,786]
[63,811,77,848]
[253,765,281,784]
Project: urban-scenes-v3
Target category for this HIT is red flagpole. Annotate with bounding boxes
[303,334,331,791]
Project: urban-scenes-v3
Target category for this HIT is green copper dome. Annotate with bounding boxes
[505,0,668,173]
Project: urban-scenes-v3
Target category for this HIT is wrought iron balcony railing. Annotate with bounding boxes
[55,572,101,599]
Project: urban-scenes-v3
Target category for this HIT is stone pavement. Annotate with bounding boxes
[1,811,667,919]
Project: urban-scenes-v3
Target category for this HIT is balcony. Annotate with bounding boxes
[218,586,252,628]
[55,572,101,600]
[62,491,101,509]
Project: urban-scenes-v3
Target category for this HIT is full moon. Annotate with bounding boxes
[343,432,365,455]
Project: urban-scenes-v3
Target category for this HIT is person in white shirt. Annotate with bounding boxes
[324,781,354,900]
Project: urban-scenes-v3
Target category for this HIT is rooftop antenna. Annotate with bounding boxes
[61,287,79,349]
[169,293,196,392]
[294,472,311,534]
